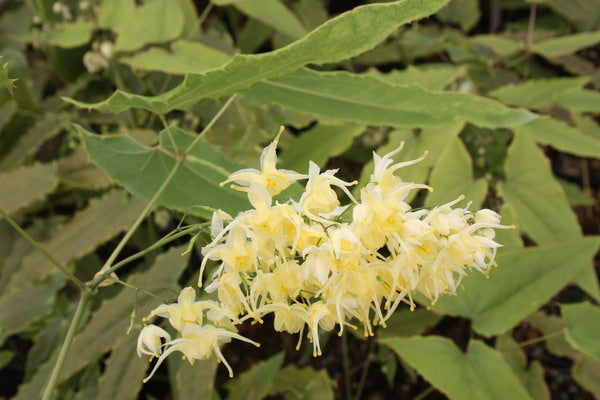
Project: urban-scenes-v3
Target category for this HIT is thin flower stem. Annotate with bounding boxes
[0,208,87,291]
[41,290,91,400]
[342,333,352,400]
[353,339,376,400]
[95,94,236,285]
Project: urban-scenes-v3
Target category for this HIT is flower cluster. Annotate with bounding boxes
[138,131,508,381]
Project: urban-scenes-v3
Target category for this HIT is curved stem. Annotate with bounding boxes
[42,290,91,400]
[0,208,87,291]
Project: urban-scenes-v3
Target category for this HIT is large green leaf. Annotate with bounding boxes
[279,123,364,172]
[232,0,308,40]
[39,22,94,48]
[175,357,218,400]
[226,352,284,400]
[518,117,600,159]
[533,31,600,58]
[377,309,441,339]
[436,0,480,31]
[381,336,532,400]
[243,69,535,128]
[425,136,487,209]
[562,302,600,360]
[65,0,451,113]
[497,131,581,244]
[119,40,231,75]
[430,237,600,336]
[59,245,189,381]
[77,125,249,218]
[544,0,600,29]
[96,333,148,400]
[4,190,147,290]
[0,163,57,215]
[268,365,335,400]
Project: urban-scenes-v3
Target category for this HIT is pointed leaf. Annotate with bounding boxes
[562,302,600,360]
[226,352,284,400]
[233,0,308,40]
[533,31,600,58]
[65,0,451,113]
[425,137,487,209]
[497,131,582,244]
[431,237,600,336]
[243,69,535,128]
[381,336,532,400]
[77,126,249,217]
[0,163,57,215]
[365,64,464,90]
[269,365,335,400]
[175,357,218,400]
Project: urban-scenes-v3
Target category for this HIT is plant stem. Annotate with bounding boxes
[342,333,352,400]
[0,208,87,291]
[526,4,537,53]
[353,339,376,400]
[41,290,91,400]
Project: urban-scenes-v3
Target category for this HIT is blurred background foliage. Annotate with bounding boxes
[0,0,599,399]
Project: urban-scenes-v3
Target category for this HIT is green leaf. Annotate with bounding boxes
[226,352,284,400]
[431,237,600,336]
[41,22,94,48]
[0,350,14,369]
[269,365,335,400]
[559,179,596,206]
[57,146,111,190]
[96,332,148,400]
[232,0,308,40]
[517,117,600,159]
[175,357,218,400]
[489,77,599,111]
[59,245,189,381]
[436,0,481,31]
[243,69,535,129]
[377,309,441,339]
[280,123,364,172]
[381,336,532,400]
[533,31,600,58]
[119,40,232,75]
[494,205,523,250]
[100,0,184,52]
[496,334,550,400]
[364,63,464,90]
[425,137,488,209]
[526,312,575,358]
[497,131,582,245]
[77,125,249,218]
[573,354,600,398]
[470,34,523,57]
[357,121,463,190]
[543,0,600,30]
[562,302,600,360]
[65,0,451,113]
[0,163,57,215]
[0,273,64,335]
[4,191,146,290]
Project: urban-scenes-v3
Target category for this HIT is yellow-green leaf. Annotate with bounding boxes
[0,163,57,215]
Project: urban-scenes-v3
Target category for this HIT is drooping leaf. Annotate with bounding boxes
[0,163,57,215]
[517,117,600,159]
[119,40,231,75]
[496,334,550,400]
[65,0,451,113]
[243,69,535,128]
[279,123,364,172]
[175,357,218,400]
[364,64,464,90]
[377,308,441,339]
[96,333,148,400]
[497,131,582,244]
[562,302,600,360]
[59,245,189,381]
[381,336,532,400]
[4,190,146,290]
[533,31,600,58]
[425,136,488,209]
[226,352,284,400]
[431,237,600,336]
[77,125,249,218]
[232,0,308,40]
[268,365,335,400]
